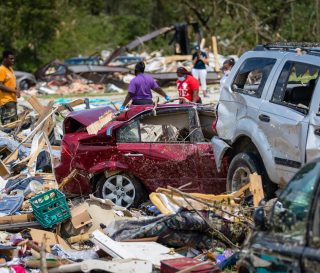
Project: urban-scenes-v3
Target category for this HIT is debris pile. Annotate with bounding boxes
[0,96,264,272]
[24,50,236,96]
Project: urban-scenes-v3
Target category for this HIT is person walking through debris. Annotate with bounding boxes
[0,50,20,125]
[220,58,235,90]
[176,67,201,103]
[192,45,209,98]
[120,62,170,110]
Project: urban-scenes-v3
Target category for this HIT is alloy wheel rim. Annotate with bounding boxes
[102,175,135,208]
[231,166,251,192]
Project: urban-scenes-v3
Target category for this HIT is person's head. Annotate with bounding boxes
[176,67,190,81]
[221,58,235,74]
[195,45,201,54]
[134,61,145,75]
[2,50,15,67]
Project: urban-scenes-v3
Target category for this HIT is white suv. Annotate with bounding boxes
[212,43,320,198]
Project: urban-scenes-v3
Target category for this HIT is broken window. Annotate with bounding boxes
[116,120,140,143]
[140,111,191,143]
[270,162,318,243]
[232,58,276,98]
[272,61,319,114]
[116,110,194,143]
[197,109,216,141]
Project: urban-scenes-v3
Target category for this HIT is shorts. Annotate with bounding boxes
[0,102,18,125]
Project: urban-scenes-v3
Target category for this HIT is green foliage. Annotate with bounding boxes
[0,0,320,72]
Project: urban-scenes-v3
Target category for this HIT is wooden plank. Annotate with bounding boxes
[200,38,206,49]
[3,149,19,164]
[0,159,10,178]
[212,36,220,72]
[58,169,78,189]
[56,98,85,112]
[249,173,265,207]
[164,55,192,64]
[86,111,113,135]
[27,96,45,114]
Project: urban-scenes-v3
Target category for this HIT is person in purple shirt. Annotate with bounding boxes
[120,62,170,110]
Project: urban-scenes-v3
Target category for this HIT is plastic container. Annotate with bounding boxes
[29,189,71,228]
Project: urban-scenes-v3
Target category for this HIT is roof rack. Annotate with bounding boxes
[253,42,320,56]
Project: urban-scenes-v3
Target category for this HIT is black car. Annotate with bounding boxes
[238,159,320,273]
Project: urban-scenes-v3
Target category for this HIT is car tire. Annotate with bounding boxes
[19,80,30,90]
[227,152,276,199]
[96,173,146,208]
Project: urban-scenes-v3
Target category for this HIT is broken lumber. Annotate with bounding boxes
[86,110,113,135]
[58,169,78,189]
[249,173,264,207]
[212,36,220,72]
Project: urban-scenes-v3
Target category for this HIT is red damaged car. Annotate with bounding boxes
[55,103,228,207]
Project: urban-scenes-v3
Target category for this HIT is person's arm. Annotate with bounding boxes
[121,93,132,108]
[153,87,167,98]
[151,79,170,100]
[191,77,200,102]
[200,52,209,64]
[192,89,199,102]
[192,53,199,65]
[0,83,20,97]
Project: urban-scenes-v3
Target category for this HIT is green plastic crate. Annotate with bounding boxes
[29,189,71,228]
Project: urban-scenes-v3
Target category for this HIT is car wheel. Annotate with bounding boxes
[96,174,145,208]
[227,152,276,198]
[19,80,30,90]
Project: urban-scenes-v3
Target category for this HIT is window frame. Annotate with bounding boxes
[115,108,201,144]
[231,57,277,98]
[116,119,141,143]
[270,61,320,115]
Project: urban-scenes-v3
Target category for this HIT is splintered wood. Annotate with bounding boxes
[249,173,265,207]
[86,110,113,135]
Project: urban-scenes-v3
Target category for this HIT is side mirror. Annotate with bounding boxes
[253,206,267,231]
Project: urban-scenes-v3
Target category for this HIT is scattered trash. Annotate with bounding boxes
[0,94,261,273]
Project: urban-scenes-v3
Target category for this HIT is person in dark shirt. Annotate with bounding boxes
[192,45,209,98]
[120,62,170,110]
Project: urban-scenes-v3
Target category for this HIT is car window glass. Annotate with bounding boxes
[270,161,320,243]
[140,111,191,143]
[272,61,319,114]
[116,120,140,143]
[312,193,320,247]
[232,58,276,98]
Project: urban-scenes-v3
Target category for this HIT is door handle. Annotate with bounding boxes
[124,153,144,157]
[315,129,320,136]
[259,114,270,122]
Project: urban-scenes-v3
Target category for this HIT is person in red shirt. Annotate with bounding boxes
[176,67,202,103]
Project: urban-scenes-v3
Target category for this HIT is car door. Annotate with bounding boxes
[196,108,228,194]
[217,54,278,140]
[301,179,320,273]
[306,79,320,162]
[139,108,201,192]
[116,119,152,183]
[259,59,319,183]
[248,161,320,272]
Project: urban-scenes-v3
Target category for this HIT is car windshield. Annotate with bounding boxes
[270,160,320,242]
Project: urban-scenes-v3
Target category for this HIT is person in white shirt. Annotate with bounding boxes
[220,58,235,90]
